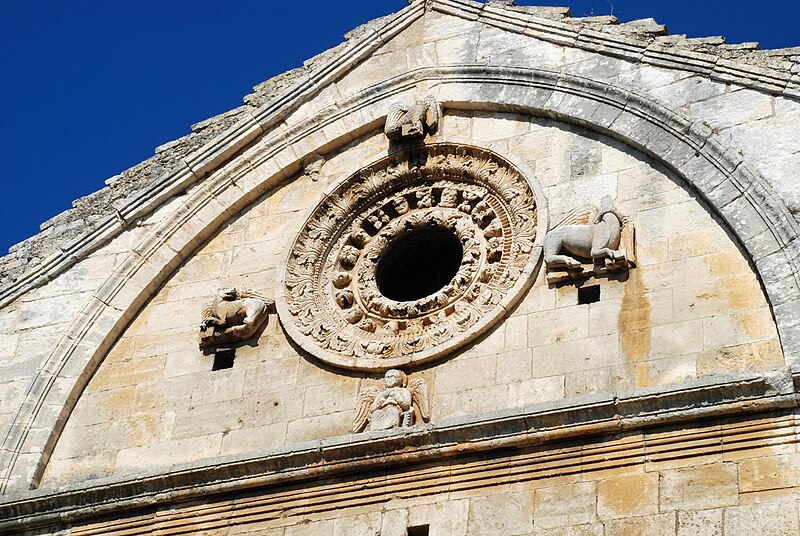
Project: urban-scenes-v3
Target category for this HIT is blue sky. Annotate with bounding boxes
[1,0,798,255]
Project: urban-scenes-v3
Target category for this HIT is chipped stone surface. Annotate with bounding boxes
[0,2,798,535]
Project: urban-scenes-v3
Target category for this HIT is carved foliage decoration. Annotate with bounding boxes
[277,143,544,371]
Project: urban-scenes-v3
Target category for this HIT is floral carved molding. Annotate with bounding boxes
[276,143,545,371]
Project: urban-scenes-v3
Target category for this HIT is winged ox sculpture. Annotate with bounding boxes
[543,195,635,282]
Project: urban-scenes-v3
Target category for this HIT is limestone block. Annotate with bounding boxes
[70,386,136,426]
[507,376,564,408]
[302,379,358,417]
[604,513,676,536]
[285,411,350,444]
[565,368,611,397]
[114,433,222,474]
[533,334,621,377]
[163,350,212,378]
[512,278,556,315]
[496,349,533,384]
[17,292,91,331]
[433,384,508,420]
[86,355,166,393]
[243,357,300,395]
[435,354,497,394]
[648,75,727,110]
[528,306,589,348]
[284,519,335,536]
[380,508,409,536]
[689,89,773,130]
[546,174,618,219]
[0,332,20,367]
[190,368,246,406]
[739,454,800,492]
[49,422,109,461]
[131,327,192,359]
[636,201,713,240]
[243,388,304,427]
[131,296,208,335]
[534,482,597,529]
[105,412,175,450]
[596,473,659,519]
[332,511,382,536]
[702,308,776,350]
[41,450,117,487]
[220,422,288,457]
[634,354,697,388]
[171,399,245,440]
[471,112,530,143]
[696,340,784,375]
[676,509,723,536]
[466,491,533,536]
[503,315,529,352]
[133,376,195,414]
[532,525,605,536]
[408,499,469,536]
[659,464,739,511]
[724,501,799,536]
[668,228,729,260]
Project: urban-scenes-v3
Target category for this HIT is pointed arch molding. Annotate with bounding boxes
[2,66,799,493]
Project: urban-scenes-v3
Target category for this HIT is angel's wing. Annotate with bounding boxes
[353,386,380,433]
[621,221,636,267]
[201,303,214,321]
[384,102,409,136]
[551,204,597,230]
[422,95,439,131]
[408,378,430,424]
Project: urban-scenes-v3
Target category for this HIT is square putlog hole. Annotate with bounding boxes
[578,284,600,305]
[408,526,430,536]
[212,349,235,371]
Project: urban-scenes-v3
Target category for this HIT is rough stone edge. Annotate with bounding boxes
[438,0,799,84]
[0,0,426,310]
[2,0,799,310]
[0,369,795,533]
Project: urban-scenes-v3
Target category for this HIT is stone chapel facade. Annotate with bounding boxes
[2,1,800,534]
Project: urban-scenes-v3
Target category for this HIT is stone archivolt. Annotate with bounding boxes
[277,143,542,371]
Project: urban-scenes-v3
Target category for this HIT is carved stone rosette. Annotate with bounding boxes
[276,143,545,371]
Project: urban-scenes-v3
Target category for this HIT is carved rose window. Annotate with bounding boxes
[276,143,545,371]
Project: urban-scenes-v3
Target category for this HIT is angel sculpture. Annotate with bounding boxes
[353,369,431,433]
[198,288,274,348]
[543,196,635,279]
[384,95,439,140]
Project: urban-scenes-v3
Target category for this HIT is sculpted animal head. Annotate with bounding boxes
[218,288,238,301]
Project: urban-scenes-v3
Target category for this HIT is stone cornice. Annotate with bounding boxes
[433,0,800,98]
[0,369,796,533]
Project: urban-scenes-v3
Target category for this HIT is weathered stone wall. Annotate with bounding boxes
[41,111,780,486]
[43,409,800,536]
[1,1,798,533]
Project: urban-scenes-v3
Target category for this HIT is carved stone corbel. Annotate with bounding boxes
[544,196,636,284]
[199,288,275,348]
[384,95,439,140]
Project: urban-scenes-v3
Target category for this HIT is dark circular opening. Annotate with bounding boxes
[376,227,464,302]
